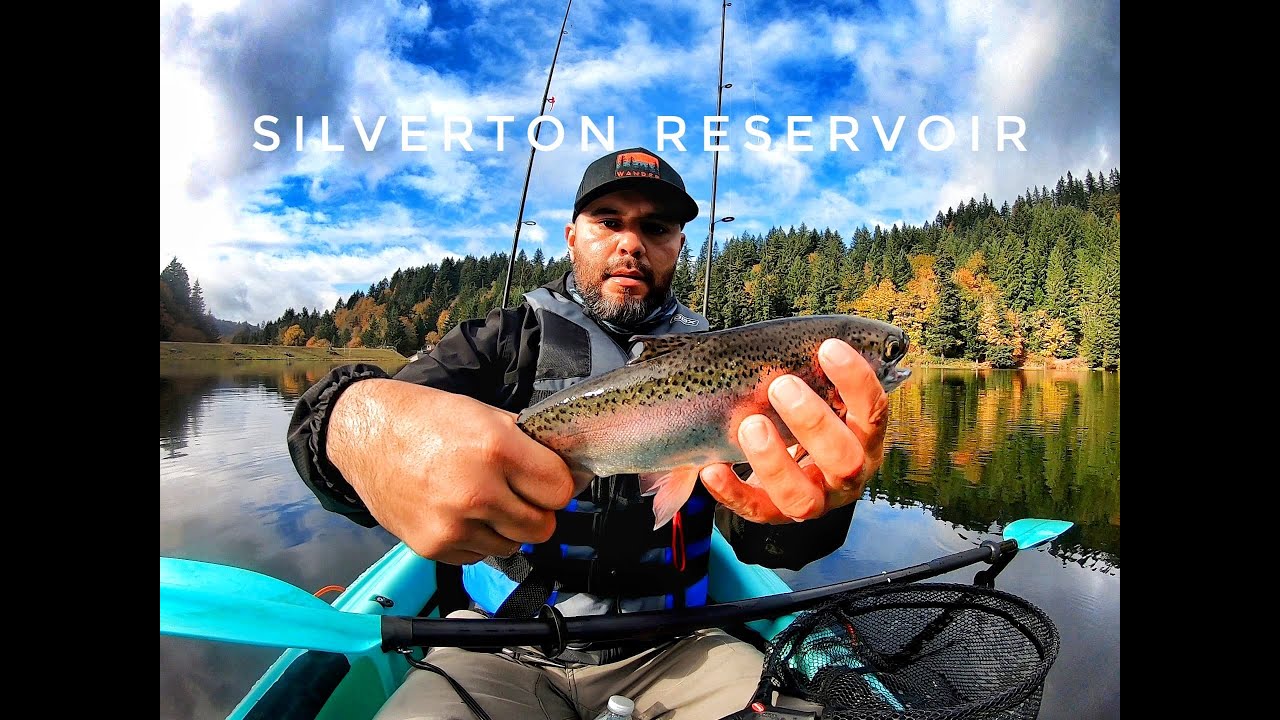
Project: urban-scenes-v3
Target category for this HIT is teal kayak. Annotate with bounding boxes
[226,526,797,720]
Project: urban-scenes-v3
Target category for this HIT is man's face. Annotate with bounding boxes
[566,189,685,326]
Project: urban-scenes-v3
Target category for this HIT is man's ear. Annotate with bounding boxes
[565,222,576,261]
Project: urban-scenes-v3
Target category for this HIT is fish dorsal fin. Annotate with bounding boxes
[628,333,699,364]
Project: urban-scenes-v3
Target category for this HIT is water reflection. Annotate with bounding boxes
[160,360,406,719]
[876,368,1119,569]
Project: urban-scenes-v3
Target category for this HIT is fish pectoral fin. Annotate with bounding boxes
[638,470,669,497]
[627,333,700,364]
[640,465,702,530]
[569,466,597,499]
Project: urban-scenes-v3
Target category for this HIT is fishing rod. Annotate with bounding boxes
[701,0,732,317]
[501,0,573,310]
[160,519,1071,657]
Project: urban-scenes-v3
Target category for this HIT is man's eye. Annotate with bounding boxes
[601,219,621,229]
[645,224,671,236]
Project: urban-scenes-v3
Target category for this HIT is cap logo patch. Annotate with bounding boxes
[615,151,660,179]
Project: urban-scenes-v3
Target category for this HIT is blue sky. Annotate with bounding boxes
[160,0,1120,324]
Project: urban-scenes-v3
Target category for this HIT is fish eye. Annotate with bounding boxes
[883,338,902,361]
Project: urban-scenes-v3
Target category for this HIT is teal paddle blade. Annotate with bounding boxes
[160,558,382,654]
[160,557,335,608]
[1002,519,1073,550]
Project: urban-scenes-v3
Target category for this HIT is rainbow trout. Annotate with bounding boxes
[516,315,911,529]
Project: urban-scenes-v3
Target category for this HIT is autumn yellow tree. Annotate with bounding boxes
[435,308,452,336]
[1023,309,1071,358]
[281,324,307,346]
[333,306,353,336]
[851,278,899,322]
[893,255,939,345]
[350,297,381,331]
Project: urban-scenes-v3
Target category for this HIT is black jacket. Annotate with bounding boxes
[286,273,856,570]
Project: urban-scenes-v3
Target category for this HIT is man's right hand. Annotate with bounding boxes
[325,379,576,565]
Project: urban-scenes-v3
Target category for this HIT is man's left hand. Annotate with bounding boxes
[700,338,889,524]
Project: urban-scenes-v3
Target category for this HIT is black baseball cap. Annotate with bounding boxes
[572,147,700,225]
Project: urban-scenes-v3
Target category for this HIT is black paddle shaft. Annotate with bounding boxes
[381,539,1016,652]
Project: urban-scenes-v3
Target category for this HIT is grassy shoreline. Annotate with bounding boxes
[160,341,407,363]
[902,353,1096,371]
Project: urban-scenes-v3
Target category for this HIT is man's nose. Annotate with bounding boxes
[615,226,645,256]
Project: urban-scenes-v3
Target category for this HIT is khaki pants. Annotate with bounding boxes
[374,611,766,720]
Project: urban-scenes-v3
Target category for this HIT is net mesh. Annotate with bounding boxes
[757,583,1060,720]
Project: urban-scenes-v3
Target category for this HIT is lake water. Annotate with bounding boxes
[160,360,1119,719]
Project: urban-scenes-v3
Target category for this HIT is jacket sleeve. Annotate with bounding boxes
[286,308,526,528]
[723,503,857,571]
[721,474,858,571]
[286,363,390,527]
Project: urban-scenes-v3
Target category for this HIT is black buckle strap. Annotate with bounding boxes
[551,509,600,543]
[547,556,706,597]
[553,506,678,551]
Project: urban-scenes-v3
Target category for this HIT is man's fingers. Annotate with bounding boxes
[767,375,865,491]
[502,431,577,511]
[818,339,889,452]
[735,415,827,521]
[461,521,527,559]
[434,550,489,566]
[699,463,786,524]
[486,495,557,546]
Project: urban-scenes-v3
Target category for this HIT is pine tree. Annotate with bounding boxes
[385,313,408,354]
[160,283,177,340]
[1086,239,1120,368]
[189,280,206,317]
[890,251,912,290]
[360,322,380,349]
[785,255,809,313]
[959,293,984,360]
[923,254,964,358]
[161,258,192,312]
[805,250,840,315]
[1044,241,1076,358]
[530,248,546,287]
[315,317,337,344]
[1099,268,1120,368]
[673,241,694,307]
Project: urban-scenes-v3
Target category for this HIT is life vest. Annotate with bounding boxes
[462,285,714,623]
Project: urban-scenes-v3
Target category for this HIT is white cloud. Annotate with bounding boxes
[160,0,1118,324]
[398,2,431,32]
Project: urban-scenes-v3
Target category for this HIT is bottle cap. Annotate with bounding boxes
[607,695,634,716]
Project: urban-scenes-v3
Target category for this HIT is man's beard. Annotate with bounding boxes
[575,260,673,328]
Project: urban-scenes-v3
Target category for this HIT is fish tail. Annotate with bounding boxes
[640,465,701,530]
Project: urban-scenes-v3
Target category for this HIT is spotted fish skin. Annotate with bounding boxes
[516,314,911,529]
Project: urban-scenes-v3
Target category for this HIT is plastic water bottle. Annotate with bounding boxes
[593,695,634,720]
